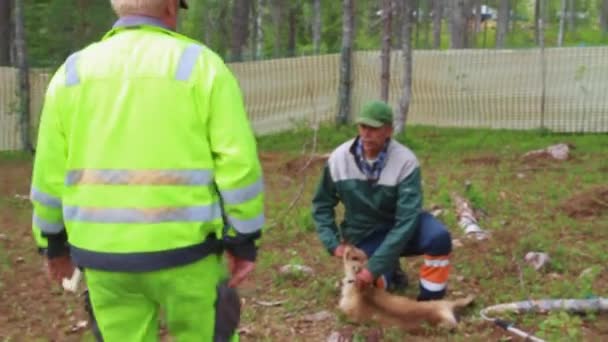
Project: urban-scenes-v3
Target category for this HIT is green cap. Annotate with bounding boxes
[355,100,393,128]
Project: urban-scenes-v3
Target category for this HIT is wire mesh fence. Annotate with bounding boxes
[0,67,19,151]
[357,46,608,132]
[0,67,50,151]
[1,46,607,151]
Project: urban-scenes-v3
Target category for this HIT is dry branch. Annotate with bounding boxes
[268,85,322,228]
[522,143,571,161]
[451,193,490,240]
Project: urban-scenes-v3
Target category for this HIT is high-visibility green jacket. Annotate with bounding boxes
[30,16,264,271]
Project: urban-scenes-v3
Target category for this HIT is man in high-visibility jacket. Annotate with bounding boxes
[30,0,264,340]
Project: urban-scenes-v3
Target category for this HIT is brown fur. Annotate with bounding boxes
[338,246,474,331]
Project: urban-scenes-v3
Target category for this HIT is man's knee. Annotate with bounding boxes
[429,225,452,256]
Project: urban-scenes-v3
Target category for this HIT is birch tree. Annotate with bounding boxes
[252,0,265,60]
[558,0,567,46]
[496,0,510,48]
[567,0,575,33]
[287,1,300,57]
[601,0,608,35]
[449,0,467,49]
[395,0,413,134]
[272,0,285,57]
[337,0,354,124]
[473,0,482,35]
[432,0,444,49]
[534,0,540,45]
[231,0,251,62]
[14,0,31,151]
[380,0,392,102]
[312,0,321,54]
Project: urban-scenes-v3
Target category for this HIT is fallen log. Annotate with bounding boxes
[451,193,490,240]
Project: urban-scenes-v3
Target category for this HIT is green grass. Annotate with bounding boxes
[251,124,608,341]
[0,125,606,341]
[0,151,31,162]
[257,123,607,155]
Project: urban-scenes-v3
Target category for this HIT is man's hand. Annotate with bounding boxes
[333,244,347,258]
[355,268,374,289]
[226,252,255,288]
[45,255,75,284]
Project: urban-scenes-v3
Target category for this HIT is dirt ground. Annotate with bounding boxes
[560,186,608,220]
[1,149,607,341]
[519,148,608,219]
[0,160,88,341]
[461,154,501,166]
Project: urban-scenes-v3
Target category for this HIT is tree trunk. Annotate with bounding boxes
[601,0,608,35]
[567,0,575,33]
[463,0,473,48]
[449,0,467,49]
[0,0,11,66]
[432,0,443,49]
[534,0,540,45]
[272,0,285,57]
[312,0,321,54]
[252,0,265,60]
[508,0,516,32]
[14,0,31,152]
[337,0,355,125]
[392,0,403,49]
[204,5,213,46]
[539,0,546,129]
[231,0,251,62]
[380,0,392,102]
[557,0,567,46]
[496,0,509,48]
[423,0,431,48]
[76,0,89,49]
[216,1,231,58]
[538,0,545,48]
[395,0,413,135]
[414,0,420,48]
[474,0,481,33]
[287,2,298,57]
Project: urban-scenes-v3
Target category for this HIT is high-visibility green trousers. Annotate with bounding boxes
[85,254,239,341]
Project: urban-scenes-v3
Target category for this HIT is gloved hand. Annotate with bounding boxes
[355,267,374,289]
[226,252,255,288]
[333,244,347,258]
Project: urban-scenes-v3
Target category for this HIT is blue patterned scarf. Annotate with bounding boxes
[354,137,390,181]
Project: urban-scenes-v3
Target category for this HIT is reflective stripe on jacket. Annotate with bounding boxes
[31,17,264,271]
